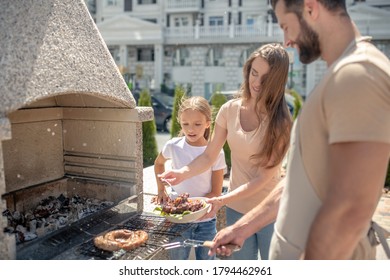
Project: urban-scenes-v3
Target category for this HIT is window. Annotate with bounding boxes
[124,0,132,11]
[206,47,224,66]
[173,47,191,66]
[209,16,223,26]
[239,46,256,67]
[107,0,117,6]
[174,16,189,27]
[137,48,154,61]
[144,18,157,23]
[137,0,156,4]
[108,46,120,63]
[267,9,277,23]
[246,17,255,26]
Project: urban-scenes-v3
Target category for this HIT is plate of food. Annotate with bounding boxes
[153,193,210,224]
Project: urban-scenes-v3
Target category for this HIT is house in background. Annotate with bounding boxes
[85,0,390,99]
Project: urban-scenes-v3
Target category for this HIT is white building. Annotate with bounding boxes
[86,0,390,98]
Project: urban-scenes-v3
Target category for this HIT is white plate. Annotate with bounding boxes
[163,197,210,224]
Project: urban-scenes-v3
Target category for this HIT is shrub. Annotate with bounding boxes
[209,92,231,173]
[170,85,187,138]
[138,88,159,167]
[288,89,304,120]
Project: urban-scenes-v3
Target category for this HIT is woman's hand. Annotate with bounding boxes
[158,168,187,186]
[199,197,224,221]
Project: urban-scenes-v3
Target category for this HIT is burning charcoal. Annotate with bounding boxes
[36,219,45,229]
[45,222,58,235]
[16,224,27,233]
[16,231,25,243]
[101,201,114,207]
[23,232,37,241]
[5,193,113,242]
[47,217,60,230]
[57,194,67,204]
[71,195,83,204]
[57,216,68,227]
[12,211,22,222]
[4,226,14,233]
[34,206,50,218]
[62,197,70,207]
[2,209,11,217]
[36,225,46,238]
[24,211,34,221]
[29,220,37,233]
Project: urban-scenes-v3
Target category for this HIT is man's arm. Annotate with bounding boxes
[208,178,285,257]
[305,142,390,259]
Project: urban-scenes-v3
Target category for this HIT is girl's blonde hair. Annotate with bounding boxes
[239,43,292,168]
[177,96,212,140]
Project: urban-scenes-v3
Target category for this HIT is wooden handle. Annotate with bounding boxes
[203,240,240,252]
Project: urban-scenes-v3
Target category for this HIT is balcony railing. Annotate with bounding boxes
[354,20,390,39]
[198,26,229,38]
[164,20,389,43]
[164,24,283,42]
[164,26,195,39]
[165,0,201,10]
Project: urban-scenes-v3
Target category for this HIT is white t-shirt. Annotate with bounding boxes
[162,136,227,198]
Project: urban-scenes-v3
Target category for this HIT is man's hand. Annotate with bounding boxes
[208,225,245,257]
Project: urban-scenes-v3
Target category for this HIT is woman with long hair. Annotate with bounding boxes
[159,43,292,259]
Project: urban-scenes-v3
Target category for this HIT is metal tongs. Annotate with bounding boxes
[162,239,241,252]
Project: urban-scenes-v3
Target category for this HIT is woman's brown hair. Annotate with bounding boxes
[239,43,292,168]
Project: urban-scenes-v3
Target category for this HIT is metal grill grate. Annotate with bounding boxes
[74,213,193,260]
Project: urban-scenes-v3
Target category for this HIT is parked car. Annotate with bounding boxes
[132,90,174,132]
[151,92,174,132]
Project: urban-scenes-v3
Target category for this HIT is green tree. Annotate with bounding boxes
[138,89,159,167]
[210,92,232,173]
[170,85,187,138]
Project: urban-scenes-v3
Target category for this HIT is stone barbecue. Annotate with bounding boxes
[0,0,155,259]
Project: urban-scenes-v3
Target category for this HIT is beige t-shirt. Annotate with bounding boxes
[271,37,390,259]
[216,99,282,214]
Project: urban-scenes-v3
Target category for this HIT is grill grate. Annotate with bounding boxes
[121,213,192,235]
[74,213,193,260]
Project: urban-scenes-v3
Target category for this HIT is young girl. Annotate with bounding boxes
[154,96,226,260]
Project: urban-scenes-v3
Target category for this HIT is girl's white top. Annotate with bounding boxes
[162,136,226,198]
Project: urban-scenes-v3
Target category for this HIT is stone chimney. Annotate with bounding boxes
[0,0,152,259]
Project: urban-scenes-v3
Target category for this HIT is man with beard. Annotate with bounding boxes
[208,0,390,260]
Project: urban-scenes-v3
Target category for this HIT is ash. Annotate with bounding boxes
[2,194,114,243]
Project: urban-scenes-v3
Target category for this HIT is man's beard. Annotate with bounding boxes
[296,18,321,64]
